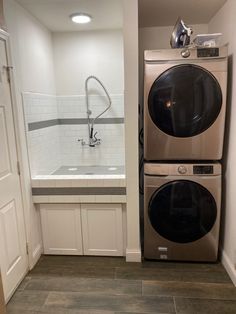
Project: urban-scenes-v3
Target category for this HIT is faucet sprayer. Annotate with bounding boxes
[84,75,112,147]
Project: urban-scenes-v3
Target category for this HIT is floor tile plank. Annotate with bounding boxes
[116,267,231,283]
[43,292,176,313]
[6,290,49,312]
[30,264,116,279]
[174,297,236,314]
[24,277,142,296]
[143,280,236,300]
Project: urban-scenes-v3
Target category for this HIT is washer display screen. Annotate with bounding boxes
[148,180,217,243]
[148,64,222,137]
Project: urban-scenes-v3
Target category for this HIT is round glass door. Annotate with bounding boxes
[148,180,217,243]
[148,64,222,137]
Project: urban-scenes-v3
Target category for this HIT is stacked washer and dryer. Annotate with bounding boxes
[143,46,228,262]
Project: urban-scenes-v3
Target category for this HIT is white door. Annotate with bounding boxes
[0,33,28,301]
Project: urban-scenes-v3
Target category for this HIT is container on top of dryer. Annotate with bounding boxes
[144,45,228,161]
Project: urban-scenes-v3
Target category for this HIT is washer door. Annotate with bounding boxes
[148,180,217,243]
[148,64,222,137]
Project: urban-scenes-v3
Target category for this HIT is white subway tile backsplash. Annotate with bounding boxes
[27,125,61,176]
[23,92,125,175]
[57,94,124,119]
[23,92,58,123]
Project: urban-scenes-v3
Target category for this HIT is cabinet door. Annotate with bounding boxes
[40,204,83,255]
[81,204,123,256]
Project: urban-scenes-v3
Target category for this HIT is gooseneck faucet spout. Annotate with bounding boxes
[85,75,112,147]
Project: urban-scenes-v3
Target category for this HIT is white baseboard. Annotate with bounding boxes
[29,243,43,270]
[221,249,236,286]
[125,248,142,262]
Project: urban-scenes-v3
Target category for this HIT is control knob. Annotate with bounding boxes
[178,165,187,174]
[181,49,190,58]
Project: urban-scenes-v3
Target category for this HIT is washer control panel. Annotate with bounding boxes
[144,163,221,176]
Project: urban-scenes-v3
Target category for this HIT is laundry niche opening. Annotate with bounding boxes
[21,0,125,179]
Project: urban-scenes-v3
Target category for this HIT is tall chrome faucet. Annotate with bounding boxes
[85,76,112,147]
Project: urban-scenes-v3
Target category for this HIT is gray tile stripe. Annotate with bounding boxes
[32,187,126,196]
[28,119,58,131]
[59,118,124,125]
[28,118,124,131]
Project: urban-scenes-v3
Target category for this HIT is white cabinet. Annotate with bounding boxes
[40,203,124,257]
[81,204,123,256]
[40,204,83,255]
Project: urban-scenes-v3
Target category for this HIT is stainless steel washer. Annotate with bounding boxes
[144,163,221,262]
[144,46,228,160]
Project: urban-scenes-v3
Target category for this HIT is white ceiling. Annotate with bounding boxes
[138,0,227,27]
[16,0,227,31]
[16,0,123,32]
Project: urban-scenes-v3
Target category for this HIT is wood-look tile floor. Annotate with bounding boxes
[7,256,236,314]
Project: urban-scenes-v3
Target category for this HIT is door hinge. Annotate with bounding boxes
[26,242,29,255]
[3,65,13,83]
[17,161,21,176]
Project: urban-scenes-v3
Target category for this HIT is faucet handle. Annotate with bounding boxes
[94,132,99,141]
[94,132,101,145]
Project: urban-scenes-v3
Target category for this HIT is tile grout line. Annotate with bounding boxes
[173,296,178,314]
[38,290,51,313]
[114,267,118,280]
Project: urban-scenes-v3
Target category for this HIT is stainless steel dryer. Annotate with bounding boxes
[144,46,228,160]
[144,163,221,262]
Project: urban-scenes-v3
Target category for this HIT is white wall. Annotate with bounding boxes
[209,0,236,285]
[4,0,57,267]
[123,0,141,262]
[4,0,55,94]
[53,30,124,95]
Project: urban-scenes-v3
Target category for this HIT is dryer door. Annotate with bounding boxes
[148,180,217,243]
[148,64,222,137]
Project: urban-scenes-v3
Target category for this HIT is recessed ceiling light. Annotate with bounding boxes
[70,13,92,24]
